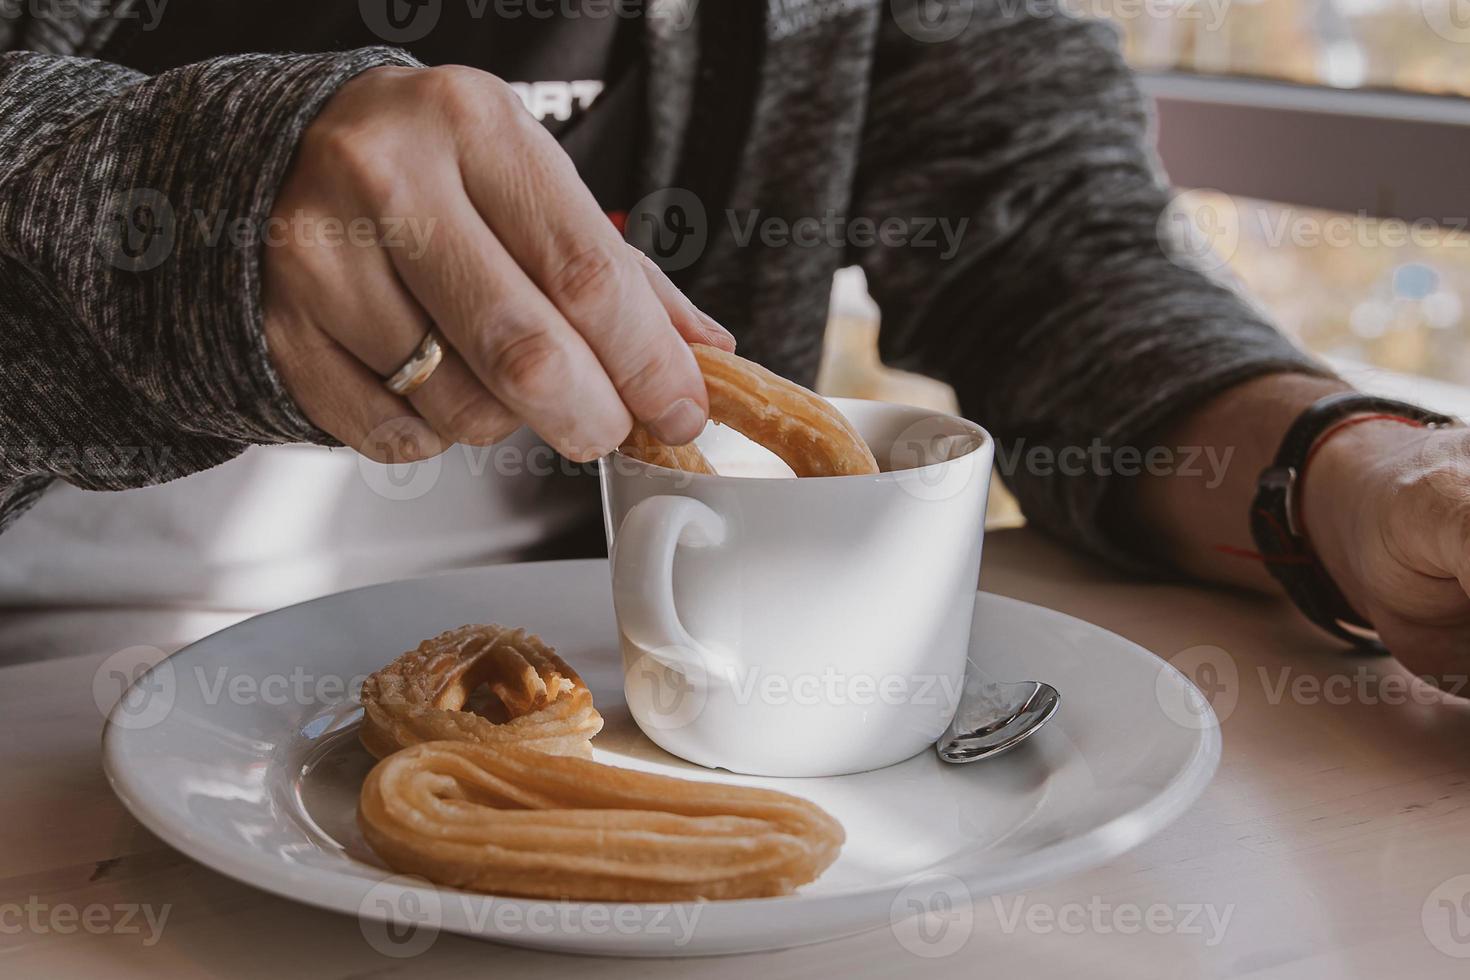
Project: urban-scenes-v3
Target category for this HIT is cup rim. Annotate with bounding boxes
[605,397,992,485]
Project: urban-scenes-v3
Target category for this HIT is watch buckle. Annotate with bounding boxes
[1260,465,1300,537]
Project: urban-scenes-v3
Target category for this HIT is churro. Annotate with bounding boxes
[358,625,603,759]
[358,739,845,901]
[621,345,879,477]
[621,422,714,474]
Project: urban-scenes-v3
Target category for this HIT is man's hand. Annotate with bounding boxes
[262,65,734,463]
[1304,421,1470,686]
[1139,372,1470,689]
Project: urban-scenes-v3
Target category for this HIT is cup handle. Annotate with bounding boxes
[611,495,731,681]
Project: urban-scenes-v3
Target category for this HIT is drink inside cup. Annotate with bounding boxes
[693,422,797,478]
[644,410,988,479]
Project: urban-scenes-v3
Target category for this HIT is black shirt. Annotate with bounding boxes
[101,0,643,213]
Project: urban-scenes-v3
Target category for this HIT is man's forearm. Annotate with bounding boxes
[1131,372,1350,592]
[846,8,1333,571]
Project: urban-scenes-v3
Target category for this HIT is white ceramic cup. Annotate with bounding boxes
[600,398,994,777]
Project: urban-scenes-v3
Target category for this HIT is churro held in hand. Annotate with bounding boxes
[621,345,879,478]
[621,420,715,474]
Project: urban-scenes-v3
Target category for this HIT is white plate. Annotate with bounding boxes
[102,559,1218,957]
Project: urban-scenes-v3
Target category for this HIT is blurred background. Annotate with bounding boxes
[1115,0,1470,95]
[817,0,1470,524]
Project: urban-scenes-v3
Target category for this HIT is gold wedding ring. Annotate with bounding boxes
[384,328,446,396]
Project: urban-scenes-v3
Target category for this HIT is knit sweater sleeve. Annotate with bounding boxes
[0,47,421,532]
[849,3,1330,570]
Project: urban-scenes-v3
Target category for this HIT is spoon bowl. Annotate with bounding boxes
[937,679,1061,764]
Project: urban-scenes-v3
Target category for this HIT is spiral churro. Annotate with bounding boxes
[358,624,603,760]
[621,345,879,478]
[358,739,845,901]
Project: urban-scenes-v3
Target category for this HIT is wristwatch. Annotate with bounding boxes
[1250,392,1456,653]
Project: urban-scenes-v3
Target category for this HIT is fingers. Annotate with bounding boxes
[314,244,521,448]
[266,318,443,464]
[267,64,733,464]
[411,352,522,447]
[1373,609,1470,698]
[632,246,737,352]
[386,186,632,461]
[452,83,710,445]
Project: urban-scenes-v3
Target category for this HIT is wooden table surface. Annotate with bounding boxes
[4,526,1470,979]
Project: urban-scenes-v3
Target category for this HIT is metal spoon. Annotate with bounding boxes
[937,679,1061,764]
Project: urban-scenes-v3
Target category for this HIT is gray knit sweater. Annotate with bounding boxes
[0,1,1322,568]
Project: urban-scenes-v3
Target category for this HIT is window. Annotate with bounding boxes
[1171,191,1470,383]
[819,3,1470,523]
[1137,8,1470,412]
[1112,0,1470,96]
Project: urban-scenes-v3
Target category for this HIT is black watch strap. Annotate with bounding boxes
[1250,392,1456,653]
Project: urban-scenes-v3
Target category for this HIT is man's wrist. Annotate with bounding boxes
[1253,392,1458,651]
[1300,415,1436,609]
[1132,371,1348,590]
